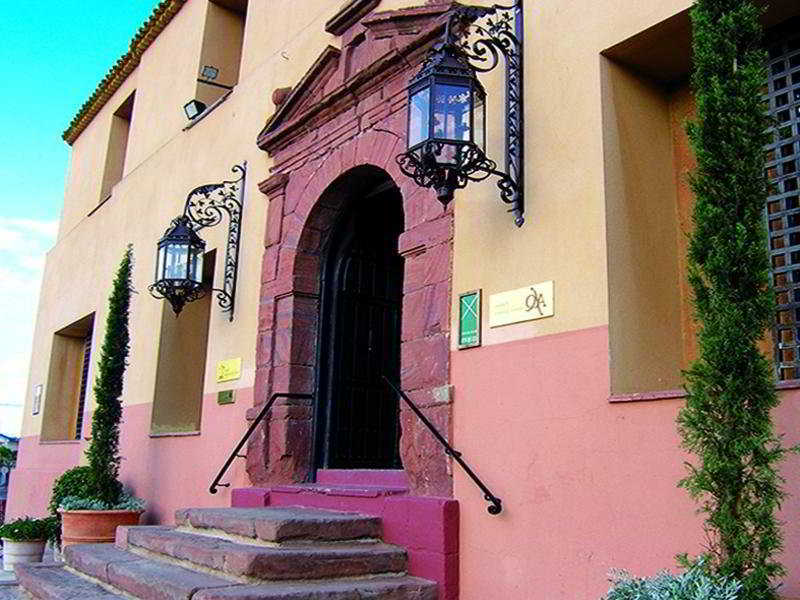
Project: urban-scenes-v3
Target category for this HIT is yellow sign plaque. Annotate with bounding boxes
[216,358,242,383]
[489,281,554,328]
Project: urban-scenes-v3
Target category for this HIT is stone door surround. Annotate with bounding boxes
[249,3,458,496]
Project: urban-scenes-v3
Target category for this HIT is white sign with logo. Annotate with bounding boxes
[489,281,554,327]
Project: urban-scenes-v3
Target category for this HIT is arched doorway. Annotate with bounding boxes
[314,176,404,470]
[256,129,455,495]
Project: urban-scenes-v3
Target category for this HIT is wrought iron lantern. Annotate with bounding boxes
[397,1,525,226]
[405,44,487,204]
[152,216,206,316]
[149,163,246,320]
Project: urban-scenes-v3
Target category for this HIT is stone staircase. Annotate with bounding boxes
[12,506,437,599]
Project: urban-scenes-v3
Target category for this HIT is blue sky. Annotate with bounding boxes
[0,2,160,436]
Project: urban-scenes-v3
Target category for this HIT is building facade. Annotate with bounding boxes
[0,433,18,523]
[7,0,800,598]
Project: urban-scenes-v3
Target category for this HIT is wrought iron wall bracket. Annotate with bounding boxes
[148,163,246,320]
[183,163,246,321]
[396,0,524,226]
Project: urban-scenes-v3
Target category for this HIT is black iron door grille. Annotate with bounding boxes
[318,191,403,469]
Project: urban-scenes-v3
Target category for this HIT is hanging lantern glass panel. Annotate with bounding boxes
[409,87,431,148]
[152,215,207,315]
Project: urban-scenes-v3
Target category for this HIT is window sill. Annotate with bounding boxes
[182,89,233,131]
[88,194,112,218]
[149,431,201,438]
[609,380,800,403]
[39,440,81,445]
[609,389,686,404]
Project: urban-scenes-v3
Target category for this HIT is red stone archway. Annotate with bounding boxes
[247,3,456,496]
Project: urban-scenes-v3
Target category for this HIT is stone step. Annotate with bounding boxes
[188,576,438,600]
[271,483,409,498]
[14,563,125,599]
[59,544,436,600]
[118,525,407,580]
[62,543,237,599]
[175,507,381,543]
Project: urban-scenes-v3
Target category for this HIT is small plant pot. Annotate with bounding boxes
[59,509,143,548]
[2,539,46,571]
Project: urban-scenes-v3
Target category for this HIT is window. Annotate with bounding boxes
[194,1,247,109]
[765,26,800,381]
[150,251,215,434]
[99,91,135,202]
[41,315,94,442]
[602,57,687,396]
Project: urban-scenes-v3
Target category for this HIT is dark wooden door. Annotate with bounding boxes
[316,190,404,469]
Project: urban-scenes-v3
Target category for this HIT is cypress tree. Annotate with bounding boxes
[678,1,796,598]
[85,245,133,506]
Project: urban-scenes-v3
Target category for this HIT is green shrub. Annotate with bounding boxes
[605,562,742,600]
[58,493,144,512]
[48,466,93,516]
[85,246,133,506]
[0,516,59,542]
[0,446,15,468]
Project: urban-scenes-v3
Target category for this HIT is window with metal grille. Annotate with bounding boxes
[74,332,92,439]
[766,29,800,381]
[41,313,95,442]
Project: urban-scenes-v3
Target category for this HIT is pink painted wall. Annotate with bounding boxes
[7,436,84,519]
[7,388,254,524]
[452,325,800,600]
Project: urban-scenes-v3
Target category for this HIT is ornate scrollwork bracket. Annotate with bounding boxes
[184,163,246,321]
[453,1,524,226]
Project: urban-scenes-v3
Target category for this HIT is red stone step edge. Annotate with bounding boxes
[61,543,437,600]
[174,506,382,542]
[116,525,408,580]
[15,563,125,600]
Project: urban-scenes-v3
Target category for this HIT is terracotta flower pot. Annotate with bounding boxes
[2,539,46,571]
[59,509,143,547]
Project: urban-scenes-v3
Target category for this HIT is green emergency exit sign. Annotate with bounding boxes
[458,290,482,349]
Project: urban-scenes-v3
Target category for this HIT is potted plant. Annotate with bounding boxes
[0,516,58,571]
[57,247,145,547]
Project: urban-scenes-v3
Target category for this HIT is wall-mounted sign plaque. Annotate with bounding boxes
[217,390,235,405]
[216,357,242,383]
[489,281,554,327]
[32,384,42,415]
[458,290,482,349]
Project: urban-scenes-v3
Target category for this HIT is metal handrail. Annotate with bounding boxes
[209,392,313,494]
[382,375,502,515]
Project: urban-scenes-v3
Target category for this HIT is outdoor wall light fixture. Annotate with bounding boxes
[149,163,246,321]
[197,64,234,90]
[200,65,220,80]
[183,99,208,120]
[396,0,525,226]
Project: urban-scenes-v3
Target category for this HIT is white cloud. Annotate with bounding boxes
[0,218,58,239]
[0,218,56,437]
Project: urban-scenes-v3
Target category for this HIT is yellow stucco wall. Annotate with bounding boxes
[450,0,691,356]
[31,0,492,438]
[24,0,704,443]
